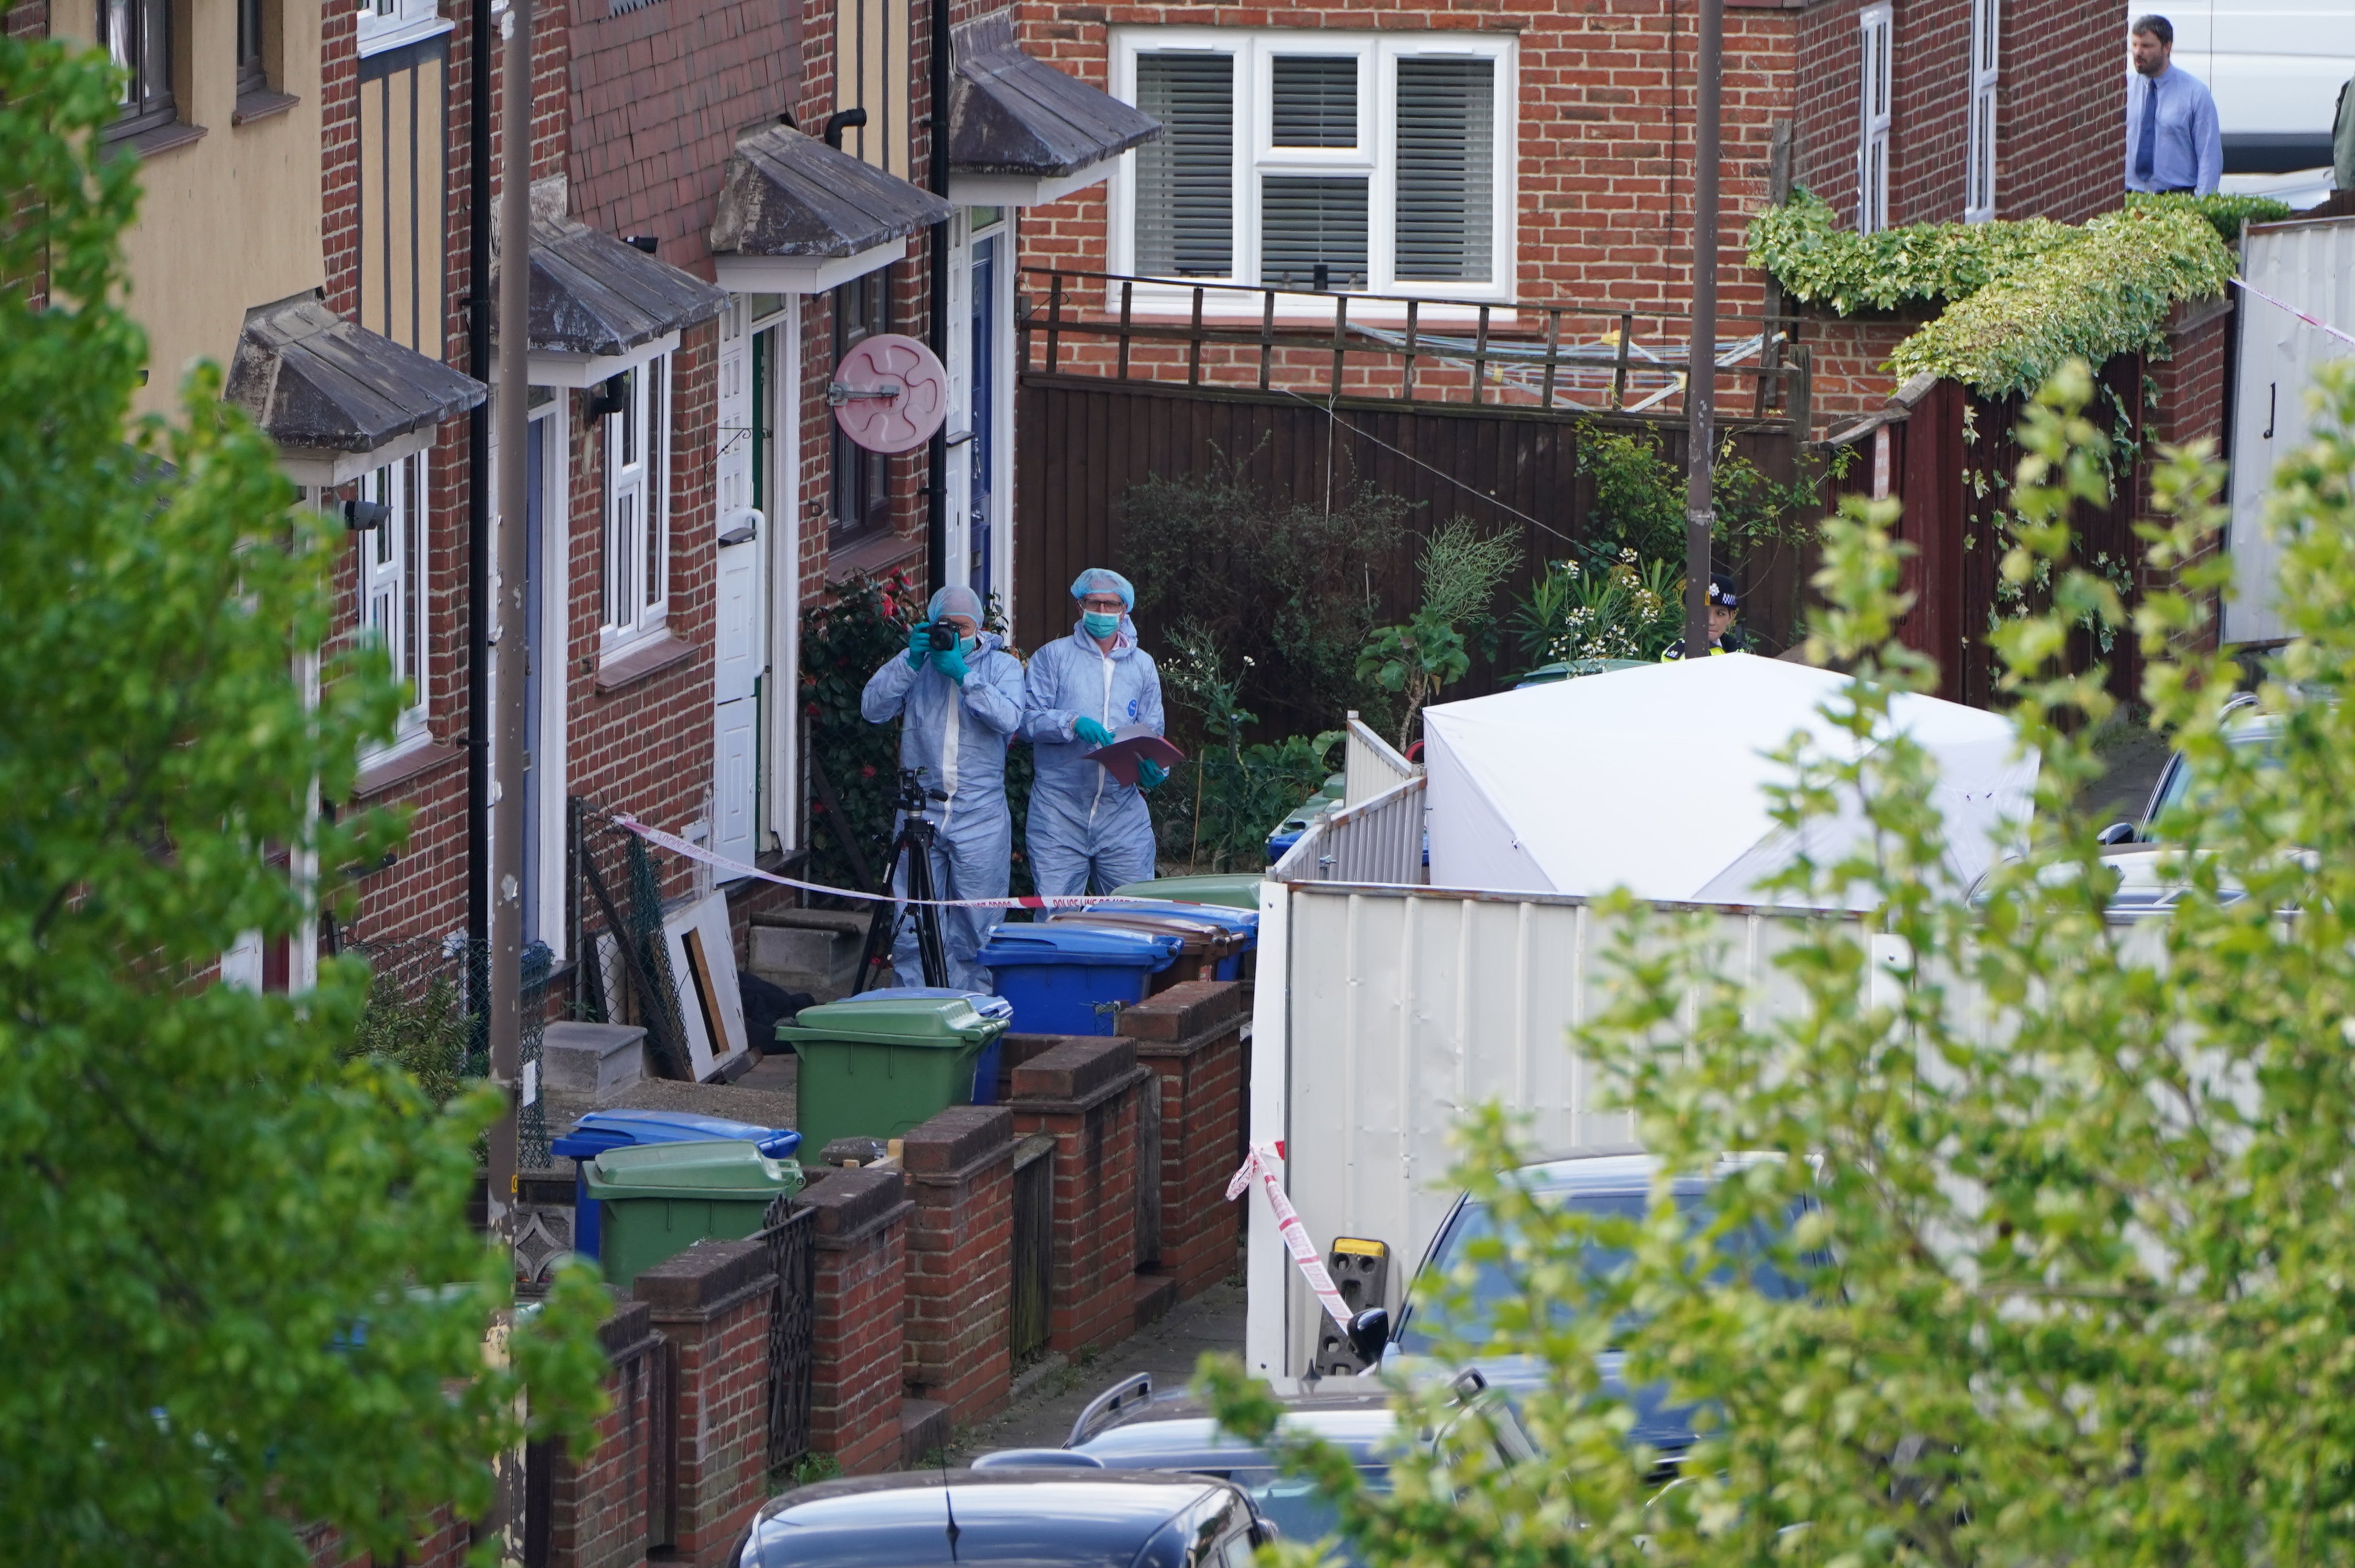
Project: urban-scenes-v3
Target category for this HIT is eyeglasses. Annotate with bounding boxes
[1079,595,1126,613]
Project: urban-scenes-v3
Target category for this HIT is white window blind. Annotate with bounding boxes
[1135,53,1235,278]
[1963,0,1999,222]
[1857,6,1893,235]
[1395,57,1493,283]
[358,453,429,751]
[603,355,669,645]
[1119,30,1514,301]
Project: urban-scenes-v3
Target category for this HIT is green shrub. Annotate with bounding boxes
[797,570,921,893]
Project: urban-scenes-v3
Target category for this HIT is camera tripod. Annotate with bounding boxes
[853,767,953,993]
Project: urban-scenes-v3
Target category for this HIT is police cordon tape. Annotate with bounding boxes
[612,813,1190,911]
[2231,275,2355,351]
[1226,1142,1356,1329]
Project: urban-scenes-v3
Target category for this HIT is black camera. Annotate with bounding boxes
[926,622,959,653]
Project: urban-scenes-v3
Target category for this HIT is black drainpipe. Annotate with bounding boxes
[465,0,494,956]
[925,0,951,597]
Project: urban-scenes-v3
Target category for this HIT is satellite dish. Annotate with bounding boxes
[830,333,948,454]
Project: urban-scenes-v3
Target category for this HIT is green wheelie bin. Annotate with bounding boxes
[774,992,1010,1156]
[582,1140,806,1290]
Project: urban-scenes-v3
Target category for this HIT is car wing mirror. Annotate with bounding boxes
[1345,1306,1390,1365]
[2096,821,2138,846]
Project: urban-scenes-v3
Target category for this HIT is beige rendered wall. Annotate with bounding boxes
[54,0,325,422]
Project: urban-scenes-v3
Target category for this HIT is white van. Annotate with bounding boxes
[2143,0,2355,191]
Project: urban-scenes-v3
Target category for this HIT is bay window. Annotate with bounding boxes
[1115,30,1515,301]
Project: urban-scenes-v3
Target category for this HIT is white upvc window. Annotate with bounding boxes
[355,0,448,55]
[601,353,670,649]
[1111,29,1517,306]
[1857,4,1893,235]
[1962,0,1999,222]
[357,452,431,754]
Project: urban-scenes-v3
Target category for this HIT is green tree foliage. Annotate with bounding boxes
[1207,359,2355,1565]
[0,32,607,1567]
[1117,453,1412,738]
[797,570,921,892]
[1360,523,1520,748]
[1153,627,1340,870]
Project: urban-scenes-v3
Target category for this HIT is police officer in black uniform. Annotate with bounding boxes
[1661,574,1745,660]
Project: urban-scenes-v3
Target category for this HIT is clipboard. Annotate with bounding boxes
[1088,724,1186,787]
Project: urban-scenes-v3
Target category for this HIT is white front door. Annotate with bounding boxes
[713,298,762,868]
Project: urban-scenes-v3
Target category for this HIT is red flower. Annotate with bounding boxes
[860,764,877,779]
[805,702,820,717]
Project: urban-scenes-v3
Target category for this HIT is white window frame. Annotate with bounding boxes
[355,0,451,56]
[1108,29,1518,315]
[1962,0,1999,222]
[356,451,431,758]
[1857,5,1893,235]
[601,352,671,652]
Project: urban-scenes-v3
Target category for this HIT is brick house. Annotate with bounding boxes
[1000,0,2124,436]
[68,0,1154,985]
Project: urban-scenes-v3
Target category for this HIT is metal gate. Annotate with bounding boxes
[758,1194,816,1470]
[1008,1135,1055,1367]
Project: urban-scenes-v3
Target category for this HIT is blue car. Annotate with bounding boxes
[734,1470,1269,1568]
[1372,1150,1816,1473]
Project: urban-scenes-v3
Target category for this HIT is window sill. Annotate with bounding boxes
[106,120,208,160]
[232,89,301,126]
[595,629,695,693]
[351,739,463,801]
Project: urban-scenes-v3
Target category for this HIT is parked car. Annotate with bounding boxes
[2100,695,2277,847]
[971,1370,1529,1566]
[1352,1151,1816,1474]
[733,1470,1269,1568]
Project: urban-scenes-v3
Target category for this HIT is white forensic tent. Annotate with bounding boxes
[1421,656,2037,908]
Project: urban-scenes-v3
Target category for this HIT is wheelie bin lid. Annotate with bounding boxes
[553,1108,802,1162]
[1076,901,1259,938]
[1107,874,1265,911]
[1044,910,1243,959]
[778,991,1010,1046]
[977,925,1182,970]
[847,986,1017,1024]
[584,1139,804,1198]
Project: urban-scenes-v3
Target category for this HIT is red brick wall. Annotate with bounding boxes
[799,1167,914,1476]
[1118,981,1246,1302]
[1010,1038,1146,1356]
[551,1300,663,1568]
[2149,297,2232,452]
[1800,310,1928,434]
[565,0,803,277]
[1996,0,2122,226]
[900,1105,1018,1427]
[634,1241,777,1568]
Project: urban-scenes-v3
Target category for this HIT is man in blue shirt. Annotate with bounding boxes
[2124,14,2222,196]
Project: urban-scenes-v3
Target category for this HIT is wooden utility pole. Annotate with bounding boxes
[486,0,532,1547]
[1683,0,1723,654]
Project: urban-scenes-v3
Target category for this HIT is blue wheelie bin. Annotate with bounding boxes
[551,1109,802,1263]
[975,924,1180,1035]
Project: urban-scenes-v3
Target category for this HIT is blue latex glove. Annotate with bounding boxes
[931,646,969,683]
[906,621,933,668]
[1137,758,1168,790]
[1073,716,1117,748]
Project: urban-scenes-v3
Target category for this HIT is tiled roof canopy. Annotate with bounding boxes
[225,294,484,456]
[506,213,727,355]
[948,11,1160,178]
[709,126,956,259]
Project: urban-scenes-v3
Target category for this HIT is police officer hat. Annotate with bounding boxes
[1707,573,1739,609]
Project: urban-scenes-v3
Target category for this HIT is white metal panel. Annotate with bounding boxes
[714,698,758,868]
[1267,882,1863,1376]
[2227,217,2355,647]
[1343,713,1418,806]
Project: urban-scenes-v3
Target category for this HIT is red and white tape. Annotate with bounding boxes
[615,813,1191,912]
[1227,1142,1355,1328]
[2232,275,2355,351]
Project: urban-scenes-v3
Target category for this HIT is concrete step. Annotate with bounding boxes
[749,909,873,997]
[899,1397,952,1469]
[1133,1271,1178,1331]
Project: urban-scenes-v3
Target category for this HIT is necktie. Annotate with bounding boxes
[2135,76,2158,184]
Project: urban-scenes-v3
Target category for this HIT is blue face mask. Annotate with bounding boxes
[1082,611,1121,639]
